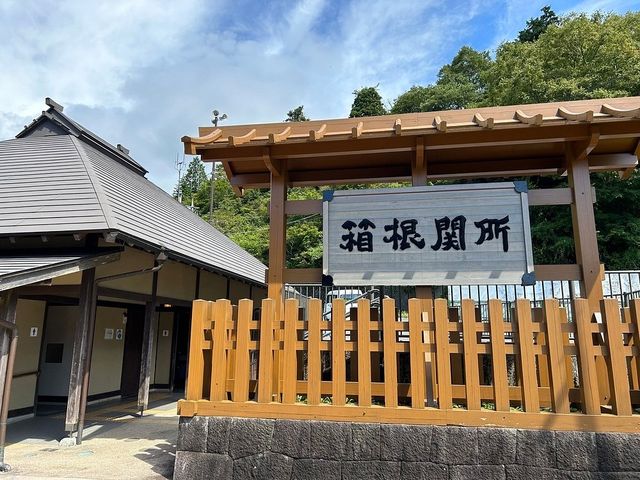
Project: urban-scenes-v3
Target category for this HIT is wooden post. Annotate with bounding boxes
[65,268,96,433]
[267,153,287,399]
[567,136,603,313]
[137,268,159,414]
[0,290,18,418]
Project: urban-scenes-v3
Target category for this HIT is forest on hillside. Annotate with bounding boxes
[175,8,640,270]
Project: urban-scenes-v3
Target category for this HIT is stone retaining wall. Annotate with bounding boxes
[174,416,640,479]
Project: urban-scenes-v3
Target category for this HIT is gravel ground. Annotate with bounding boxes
[2,394,179,479]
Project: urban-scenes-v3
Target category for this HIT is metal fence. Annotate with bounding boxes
[286,271,640,322]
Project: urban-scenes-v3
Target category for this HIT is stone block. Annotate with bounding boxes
[451,464,506,480]
[506,465,559,480]
[177,416,207,453]
[291,459,341,480]
[351,423,380,460]
[174,451,232,480]
[400,461,448,480]
[597,433,640,472]
[431,426,478,465]
[516,429,556,468]
[341,461,400,480]
[596,474,640,479]
[232,452,293,480]
[380,424,431,461]
[228,418,274,459]
[478,428,516,465]
[206,416,230,454]
[272,419,310,458]
[556,431,597,472]
[309,421,352,460]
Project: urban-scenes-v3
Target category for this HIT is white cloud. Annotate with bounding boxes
[1,0,636,192]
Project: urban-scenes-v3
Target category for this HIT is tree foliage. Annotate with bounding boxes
[174,156,208,208]
[349,86,386,117]
[285,105,309,122]
[518,6,560,42]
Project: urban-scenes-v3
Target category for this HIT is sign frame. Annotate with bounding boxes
[322,181,535,287]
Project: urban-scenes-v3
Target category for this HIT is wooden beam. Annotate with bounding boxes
[528,188,573,206]
[621,140,640,180]
[534,264,582,281]
[352,122,363,138]
[285,199,322,215]
[137,268,159,413]
[268,126,292,144]
[228,129,256,146]
[64,268,96,432]
[283,268,322,284]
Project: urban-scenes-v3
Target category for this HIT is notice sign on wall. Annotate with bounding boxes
[322,182,534,286]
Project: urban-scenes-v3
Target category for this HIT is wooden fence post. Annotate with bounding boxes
[211,300,231,401]
[258,299,275,403]
[488,299,509,412]
[515,299,540,412]
[307,299,322,405]
[434,299,451,410]
[382,298,398,408]
[357,299,372,407]
[461,299,480,410]
[186,300,210,401]
[233,299,253,402]
[543,299,570,414]
[331,299,346,406]
[601,299,632,416]
[574,298,601,415]
[408,298,426,409]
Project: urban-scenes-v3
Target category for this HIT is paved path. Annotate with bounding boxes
[3,394,179,479]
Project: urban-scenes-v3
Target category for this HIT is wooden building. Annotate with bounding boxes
[0,99,266,443]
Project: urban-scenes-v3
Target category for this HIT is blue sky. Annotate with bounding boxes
[0,0,638,192]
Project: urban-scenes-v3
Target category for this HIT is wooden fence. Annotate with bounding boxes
[178,297,640,432]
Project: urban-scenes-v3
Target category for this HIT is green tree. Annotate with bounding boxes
[285,105,309,122]
[349,86,386,117]
[175,156,208,208]
[518,6,560,42]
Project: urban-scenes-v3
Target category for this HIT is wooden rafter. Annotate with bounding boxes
[352,122,363,138]
[433,116,447,132]
[620,139,640,180]
[473,113,494,129]
[515,110,543,126]
[602,104,640,118]
[268,126,292,144]
[309,124,327,141]
[557,107,594,123]
[229,129,257,146]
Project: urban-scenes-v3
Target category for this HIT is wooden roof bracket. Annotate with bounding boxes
[433,116,447,132]
[394,119,402,135]
[309,124,327,141]
[557,107,594,122]
[620,139,640,180]
[268,126,292,144]
[263,147,282,177]
[222,160,244,196]
[601,104,640,118]
[228,128,257,146]
[515,110,544,126]
[473,113,494,129]
[352,122,363,138]
[559,127,600,176]
[181,129,223,154]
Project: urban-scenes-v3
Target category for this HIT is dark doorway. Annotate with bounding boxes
[171,307,191,391]
[120,305,145,398]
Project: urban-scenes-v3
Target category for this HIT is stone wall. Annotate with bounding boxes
[174,416,640,479]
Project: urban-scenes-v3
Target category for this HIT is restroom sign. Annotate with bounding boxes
[323,182,534,286]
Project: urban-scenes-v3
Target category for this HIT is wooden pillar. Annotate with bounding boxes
[65,268,96,432]
[567,137,603,313]
[138,268,159,413]
[266,152,287,400]
[0,290,18,412]
[267,156,288,308]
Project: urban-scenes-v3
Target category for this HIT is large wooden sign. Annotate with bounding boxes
[323,182,534,286]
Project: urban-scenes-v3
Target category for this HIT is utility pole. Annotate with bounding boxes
[210,109,228,224]
[175,153,186,203]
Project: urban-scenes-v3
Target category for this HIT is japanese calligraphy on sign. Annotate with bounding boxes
[322,182,534,286]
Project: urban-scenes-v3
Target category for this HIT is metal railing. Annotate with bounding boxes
[286,271,640,322]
